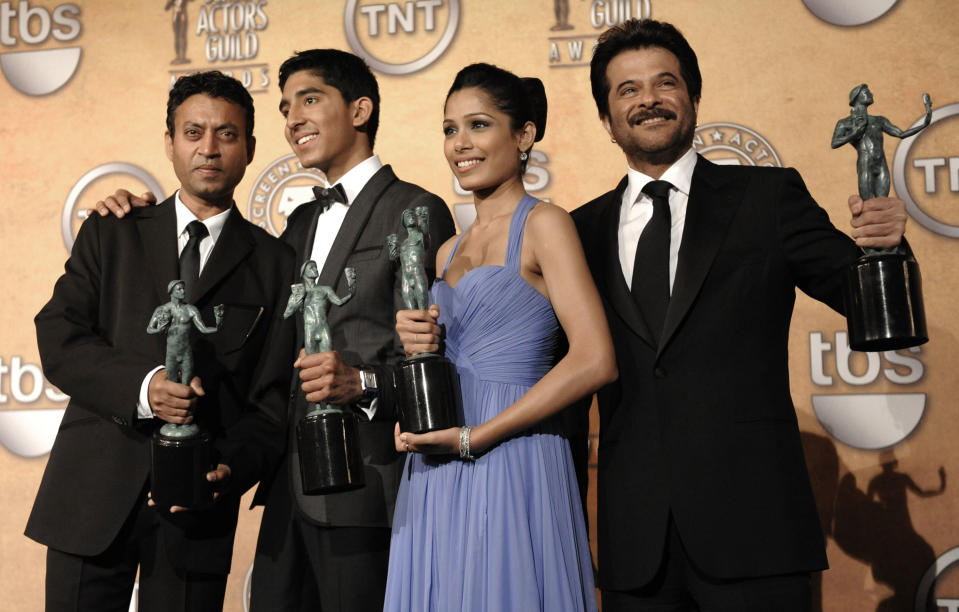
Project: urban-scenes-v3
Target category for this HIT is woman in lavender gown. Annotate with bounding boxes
[384,63,617,612]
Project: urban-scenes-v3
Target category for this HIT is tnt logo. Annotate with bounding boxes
[0,0,81,96]
[809,331,926,450]
[62,163,165,252]
[344,0,460,75]
[893,102,959,238]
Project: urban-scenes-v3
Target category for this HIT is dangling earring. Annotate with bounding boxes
[610,137,617,144]
[520,151,528,161]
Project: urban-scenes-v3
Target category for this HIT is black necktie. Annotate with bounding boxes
[631,180,673,343]
[179,220,208,298]
[312,183,348,211]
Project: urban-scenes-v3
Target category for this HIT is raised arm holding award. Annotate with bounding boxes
[832,84,931,351]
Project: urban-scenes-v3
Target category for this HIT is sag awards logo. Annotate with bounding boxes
[801,0,898,26]
[166,0,270,94]
[450,150,551,231]
[0,0,82,96]
[892,102,959,239]
[61,162,166,252]
[548,0,651,68]
[247,154,326,237]
[692,122,783,167]
[344,0,459,76]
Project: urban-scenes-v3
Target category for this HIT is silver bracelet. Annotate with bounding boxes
[459,426,475,461]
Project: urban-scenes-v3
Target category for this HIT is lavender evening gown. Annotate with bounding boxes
[384,195,598,612]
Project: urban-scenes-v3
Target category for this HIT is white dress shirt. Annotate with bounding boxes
[137,192,231,419]
[308,155,383,267]
[618,148,699,293]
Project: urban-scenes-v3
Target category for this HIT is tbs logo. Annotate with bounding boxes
[809,331,926,450]
[0,1,82,96]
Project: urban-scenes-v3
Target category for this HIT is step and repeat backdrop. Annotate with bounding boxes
[1,0,957,610]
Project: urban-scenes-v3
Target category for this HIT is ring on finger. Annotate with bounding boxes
[405,442,410,452]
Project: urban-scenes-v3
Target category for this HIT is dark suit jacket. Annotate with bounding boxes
[573,156,863,590]
[27,197,295,575]
[253,164,455,530]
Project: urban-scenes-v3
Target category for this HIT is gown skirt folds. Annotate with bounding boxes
[384,195,598,612]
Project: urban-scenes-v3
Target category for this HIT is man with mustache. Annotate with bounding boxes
[572,19,910,611]
[28,71,295,611]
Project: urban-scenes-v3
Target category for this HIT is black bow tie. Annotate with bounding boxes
[312,183,348,211]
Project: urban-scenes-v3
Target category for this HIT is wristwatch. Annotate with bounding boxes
[358,367,378,401]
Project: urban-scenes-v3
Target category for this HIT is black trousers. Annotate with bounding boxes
[602,516,812,612]
[250,468,390,612]
[44,497,227,612]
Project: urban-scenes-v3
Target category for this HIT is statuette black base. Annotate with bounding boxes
[151,430,213,510]
[843,251,927,352]
[396,353,460,434]
[297,410,365,494]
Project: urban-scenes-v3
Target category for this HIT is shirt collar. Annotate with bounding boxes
[330,155,383,204]
[173,190,230,242]
[624,148,698,206]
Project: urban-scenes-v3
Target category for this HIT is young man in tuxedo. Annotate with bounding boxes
[572,19,910,611]
[94,49,455,612]
[28,71,295,612]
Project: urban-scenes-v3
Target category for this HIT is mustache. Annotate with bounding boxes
[628,108,677,125]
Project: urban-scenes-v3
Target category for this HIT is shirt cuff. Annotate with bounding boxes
[137,366,165,419]
[360,398,377,422]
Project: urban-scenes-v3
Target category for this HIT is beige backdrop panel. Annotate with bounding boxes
[1,1,957,610]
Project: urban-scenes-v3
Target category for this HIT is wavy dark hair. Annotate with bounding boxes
[446,63,548,174]
[166,71,254,144]
[590,19,702,119]
[279,49,380,149]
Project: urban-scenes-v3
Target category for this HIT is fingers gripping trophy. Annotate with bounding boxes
[284,261,364,493]
[146,280,224,509]
[388,206,460,434]
[831,85,931,351]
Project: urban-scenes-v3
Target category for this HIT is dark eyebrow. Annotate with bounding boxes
[279,87,323,113]
[615,72,679,91]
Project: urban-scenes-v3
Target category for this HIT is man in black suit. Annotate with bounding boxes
[27,72,295,611]
[573,19,910,611]
[93,49,455,612]
[248,49,455,612]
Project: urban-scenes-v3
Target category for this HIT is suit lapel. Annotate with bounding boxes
[191,206,254,304]
[317,165,397,287]
[136,198,179,304]
[597,177,656,348]
[659,156,746,354]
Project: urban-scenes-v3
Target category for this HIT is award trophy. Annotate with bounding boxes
[284,261,364,494]
[830,84,931,351]
[146,280,224,509]
[388,207,460,434]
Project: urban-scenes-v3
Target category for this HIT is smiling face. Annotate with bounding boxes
[443,87,534,196]
[279,70,372,183]
[602,46,699,176]
[165,93,254,212]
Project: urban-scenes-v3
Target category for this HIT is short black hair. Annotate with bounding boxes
[590,19,702,119]
[446,63,547,174]
[166,71,254,144]
[278,49,380,149]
